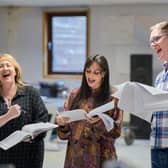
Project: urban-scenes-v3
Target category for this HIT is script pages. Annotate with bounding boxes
[60,101,114,122]
[60,109,86,122]
[0,122,58,150]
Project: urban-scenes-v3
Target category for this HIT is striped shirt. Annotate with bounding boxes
[150,64,168,148]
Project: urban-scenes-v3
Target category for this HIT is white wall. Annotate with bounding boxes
[0,8,8,53]
[0,4,167,89]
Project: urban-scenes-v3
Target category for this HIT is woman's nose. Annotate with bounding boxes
[4,65,8,69]
[88,72,94,77]
[2,65,9,70]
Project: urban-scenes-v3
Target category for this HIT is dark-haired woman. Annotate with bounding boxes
[56,55,123,168]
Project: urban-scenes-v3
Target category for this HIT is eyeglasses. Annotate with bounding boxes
[150,34,168,45]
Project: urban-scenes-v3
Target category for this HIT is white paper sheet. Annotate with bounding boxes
[60,109,86,122]
[60,101,115,131]
[112,81,168,122]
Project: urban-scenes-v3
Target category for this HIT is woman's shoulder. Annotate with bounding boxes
[69,88,80,97]
[64,88,80,110]
[20,85,40,95]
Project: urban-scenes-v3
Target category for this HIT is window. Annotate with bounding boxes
[43,9,90,79]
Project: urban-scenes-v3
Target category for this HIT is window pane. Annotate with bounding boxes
[52,16,87,74]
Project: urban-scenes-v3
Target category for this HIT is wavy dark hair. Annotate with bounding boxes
[70,54,110,110]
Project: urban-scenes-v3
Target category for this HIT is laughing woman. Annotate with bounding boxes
[56,55,123,168]
[0,54,48,168]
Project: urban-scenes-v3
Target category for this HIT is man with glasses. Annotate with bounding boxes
[150,21,168,168]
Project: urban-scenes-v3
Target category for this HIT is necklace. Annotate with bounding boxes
[4,97,12,109]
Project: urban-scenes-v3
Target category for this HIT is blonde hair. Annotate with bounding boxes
[0,53,27,88]
[150,21,168,34]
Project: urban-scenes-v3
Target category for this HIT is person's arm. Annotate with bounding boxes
[56,102,71,140]
[109,108,123,138]
[82,98,123,139]
[31,88,48,123]
[56,114,71,140]
[30,86,48,140]
[81,111,123,140]
[56,89,79,140]
[0,104,21,127]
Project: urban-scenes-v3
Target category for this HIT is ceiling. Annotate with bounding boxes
[0,0,168,7]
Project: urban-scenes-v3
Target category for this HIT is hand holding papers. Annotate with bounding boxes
[59,101,115,131]
[112,81,168,122]
[58,81,168,130]
[60,101,114,121]
[0,122,58,150]
[87,101,115,131]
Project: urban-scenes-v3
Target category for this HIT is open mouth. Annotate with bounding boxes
[88,78,95,84]
[2,73,10,78]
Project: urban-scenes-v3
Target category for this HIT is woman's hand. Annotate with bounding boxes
[55,115,70,126]
[7,104,21,120]
[86,115,100,124]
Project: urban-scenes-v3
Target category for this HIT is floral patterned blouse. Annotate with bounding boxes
[57,88,123,168]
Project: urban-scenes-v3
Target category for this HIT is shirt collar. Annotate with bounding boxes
[15,87,26,96]
[0,87,25,101]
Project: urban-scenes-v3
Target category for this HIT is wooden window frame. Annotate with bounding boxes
[43,9,90,79]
